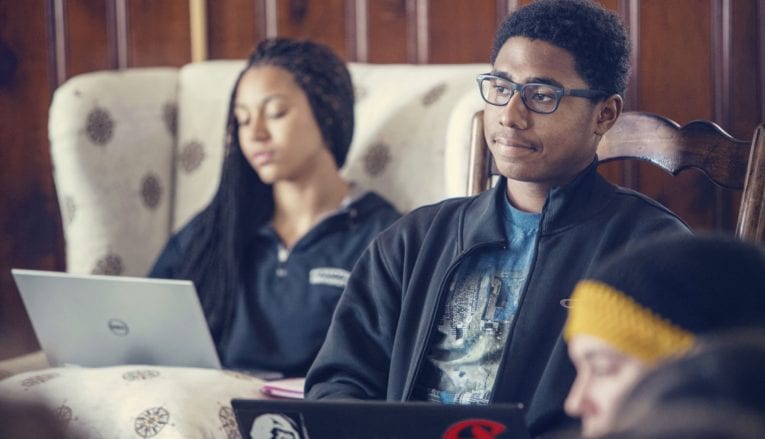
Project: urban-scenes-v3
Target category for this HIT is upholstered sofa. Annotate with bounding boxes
[1,61,488,438]
[49,60,488,277]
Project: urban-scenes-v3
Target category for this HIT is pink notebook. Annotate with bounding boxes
[259,377,305,399]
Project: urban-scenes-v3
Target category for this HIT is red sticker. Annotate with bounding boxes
[442,418,507,439]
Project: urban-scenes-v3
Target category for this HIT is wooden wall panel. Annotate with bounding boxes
[127,0,192,67]
[276,0,349,59]
[426,0,497,63]
[207,0,262,59]
[635,0,719,232]
[0,0,63,360]
[366,0,409,63]
[639,0,713,121]
[730,0,760,139]
[591,0,626,187]
[65,0,113,76]
[723,0,759,227]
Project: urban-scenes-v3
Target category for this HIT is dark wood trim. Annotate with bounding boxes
[416,0,428,63]
[53,0,67,84]
[759,0,765,120]
[712,0,732,129]
[346,0,367,61]
[105,0,119,69]
[408,0,428,63]
[619,0,639,111]
[115,0,128,68]
[44,0,66,87]
[253,0,267,41]
[620,0,640,188]
[405,0,418,63]
[263,0,277,37]
[496,0,510,25]
[712,0,733,229]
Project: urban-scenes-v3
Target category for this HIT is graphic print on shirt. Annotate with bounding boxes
[418,197,540,405]
[425,257,527,404]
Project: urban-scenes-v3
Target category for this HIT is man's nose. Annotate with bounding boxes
[499,90,529,129]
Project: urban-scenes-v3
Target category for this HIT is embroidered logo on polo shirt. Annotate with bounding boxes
[309,268,350,288]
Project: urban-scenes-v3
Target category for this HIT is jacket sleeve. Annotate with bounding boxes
[304,231,403,400]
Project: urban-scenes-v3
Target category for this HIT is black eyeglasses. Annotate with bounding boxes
[476,74,609,114]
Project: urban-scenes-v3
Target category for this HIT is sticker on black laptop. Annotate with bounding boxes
[250,412,310,439]
[442,418,507,439]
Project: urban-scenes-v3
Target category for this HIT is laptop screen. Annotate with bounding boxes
[231,398,531,439]
[12,268,221,369]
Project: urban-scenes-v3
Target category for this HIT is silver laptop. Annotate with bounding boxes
[11,268,221,369]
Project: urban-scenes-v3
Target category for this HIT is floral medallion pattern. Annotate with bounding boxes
[178,141,205,173]
[134,406,170,437]
[422,83,447,106]
[364,142,391,177]
[92,252,124,275]
[54,404,75,427]
[86,107,114,146]
[123,369,161,381]
[219,406,241,439]
[141,173,162,210]
[21,372,60,389]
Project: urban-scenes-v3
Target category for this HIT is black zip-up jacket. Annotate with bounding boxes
[305,162,690,436]
[150,191,400,376]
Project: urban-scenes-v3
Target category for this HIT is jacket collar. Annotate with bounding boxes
[461,159,614,250]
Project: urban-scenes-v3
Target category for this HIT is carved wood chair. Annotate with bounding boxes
[466,110,765,241]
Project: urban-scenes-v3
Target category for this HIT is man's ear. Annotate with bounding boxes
[594,94,623,136]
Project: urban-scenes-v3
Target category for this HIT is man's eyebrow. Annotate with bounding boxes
[489,71,564,88]
[527,76,564,88]
[490,70,511,81]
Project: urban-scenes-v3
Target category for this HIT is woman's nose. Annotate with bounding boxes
[245,116,269,141]
[564,374,588,418]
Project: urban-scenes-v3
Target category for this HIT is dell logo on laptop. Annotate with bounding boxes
[107,318,129,336]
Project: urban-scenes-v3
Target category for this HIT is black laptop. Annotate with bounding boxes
[231,398,531,439]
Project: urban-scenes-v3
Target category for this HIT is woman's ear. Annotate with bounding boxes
[595,94,623,136]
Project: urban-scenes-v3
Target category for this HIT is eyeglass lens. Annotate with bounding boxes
[480,77,560,114]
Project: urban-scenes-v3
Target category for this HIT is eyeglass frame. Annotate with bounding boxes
[476,73,610,114]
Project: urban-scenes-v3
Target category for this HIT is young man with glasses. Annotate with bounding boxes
[305,0,689,436]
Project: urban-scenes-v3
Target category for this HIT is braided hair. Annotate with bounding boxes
[177,38,355,350]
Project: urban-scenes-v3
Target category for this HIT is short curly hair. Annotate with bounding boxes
[491,0,631,97]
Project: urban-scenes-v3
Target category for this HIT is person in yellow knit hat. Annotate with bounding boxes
[563,233,765,438]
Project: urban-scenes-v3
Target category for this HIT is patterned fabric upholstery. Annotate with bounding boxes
[0,365,269,437]
[49,61,489,276]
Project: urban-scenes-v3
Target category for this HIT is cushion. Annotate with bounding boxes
[0,365,269,438]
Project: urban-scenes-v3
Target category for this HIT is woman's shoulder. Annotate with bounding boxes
[349,191,401,221]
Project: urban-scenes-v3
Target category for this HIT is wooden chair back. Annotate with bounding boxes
[466,110,765,241]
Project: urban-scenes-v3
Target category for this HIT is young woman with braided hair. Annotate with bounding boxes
[150,38,399,377]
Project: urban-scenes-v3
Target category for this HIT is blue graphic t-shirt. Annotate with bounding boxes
[416,195,540,404]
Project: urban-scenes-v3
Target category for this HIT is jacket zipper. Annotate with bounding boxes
[489,199,548,403]
[403,240,507,400]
